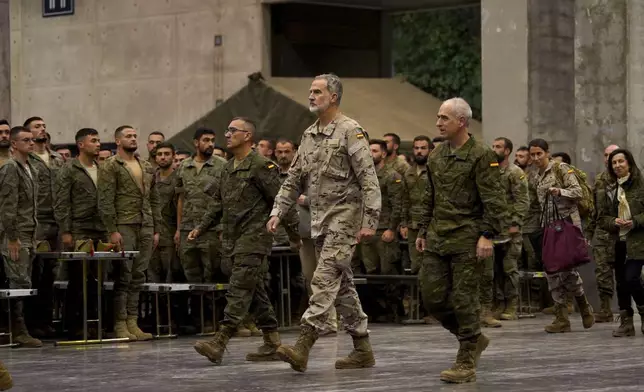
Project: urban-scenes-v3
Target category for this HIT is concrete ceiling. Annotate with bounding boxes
[262,0,479,12]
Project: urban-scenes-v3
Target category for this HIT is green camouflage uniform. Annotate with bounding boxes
[271,114,381,336]
[385,155,410,176]
[417,136,508,341]
[197,151,297,331]
[588,170,616,299]
[0,158,38,332]
[98,155,161,321]
[402,163,429,274]
[54,158,107,331]
[149,169,180,283]
[360,164,403,274]
[176,156,226,283]
[28,150,65,330]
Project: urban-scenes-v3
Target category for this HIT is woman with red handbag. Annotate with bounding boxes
[597,149,644,337]
[527,139,595,333]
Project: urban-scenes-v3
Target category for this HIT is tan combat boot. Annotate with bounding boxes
[276,325,319,372]
[500,298,518,320]
[594,296,614,323]
[245,331,281,361]
[575,294,595,329]
[114,320,136,341]
[13,319,42,348]
[126,316,153,341]
[194,325,235,365]
[335,335,375,369]
[480,306,502,328]
[544,303,571,333]
[543,298,574,315]
[473,333,490,366]
[0,361,12,391]
[439,340,477,384]
[612,310,635,337]
[247,322,263,337]
[234,325,252,337]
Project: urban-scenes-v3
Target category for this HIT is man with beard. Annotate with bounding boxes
[0,126,42,348]
[54,128,107,339]
[190,117,298,365]
[486,137,529,321]
[384,132,410,176]
[24,116,65,338]
[0,120,10,167]
[272,140,299,246]
[146,131,165,169]
[401,135,434,275]
[175,128,226,333]
[514,146,530,171]
[148,142,180,283]
[98,125,161,341]
[268,74,381,372]
[55,147,72,162]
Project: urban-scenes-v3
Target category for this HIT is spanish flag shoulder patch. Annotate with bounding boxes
[355,128,365,139]
[567,169,574,174]
[395,179,402,183]
[356,133,365,139]
[267,163,275,169]
[490,162,499,167]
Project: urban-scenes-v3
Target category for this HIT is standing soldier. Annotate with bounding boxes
[25,116,65,338]
[149,142,180,283]
[98,125,161,341]
[189,117,298,365]
[0,120,10,167]
[54,128,107,339]
[146,131,165,169]
[416,98,508,384]
[400,135,434,275]
[267,74,381,372]
[0,126,42,347]
[588,144,620,322]
[383,133,410,176]
[175,128,226,333]
[490,137,529,321]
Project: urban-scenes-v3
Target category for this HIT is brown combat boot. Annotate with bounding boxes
[12,318,42,348]
[439,340,477,384]
[575,294,595,329]
[594,295,614,323]
[114,320,136,341]
[245,331,281,361]
[335,335,375,369]
[473,333,490,366]
[194,325,235,365]
[612,310,635,337]
[126,316,153,341]
[500,298,518,321]
[480,306,502,328]
[0,361,12,391]
[544,303,571,333]
[276,325,319,372]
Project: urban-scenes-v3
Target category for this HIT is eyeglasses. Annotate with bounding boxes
[225,127,248,135]
[19,138,34,143]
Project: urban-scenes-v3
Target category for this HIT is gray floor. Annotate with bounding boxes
[0,315,641,392]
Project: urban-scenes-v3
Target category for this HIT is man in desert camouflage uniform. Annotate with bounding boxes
[416,98,508,384]
[25,116,65,338]
[98,125,161,342]
[55,128,107,339]
[191,117,298,365]
[268,74,381,372]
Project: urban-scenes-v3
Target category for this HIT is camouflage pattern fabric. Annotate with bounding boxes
[588,171,616,298]
[385,155,410,176]
[0,159,38,241]
[29,150,64,224]
[176,156,225,231]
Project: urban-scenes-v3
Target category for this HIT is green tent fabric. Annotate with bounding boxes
[167,77,316,153]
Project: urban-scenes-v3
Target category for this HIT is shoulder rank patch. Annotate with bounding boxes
[356,133,365,139]
[490,162,499,167]
[354,128,366,139]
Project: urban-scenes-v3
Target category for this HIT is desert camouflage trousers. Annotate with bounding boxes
[301,232,368,336]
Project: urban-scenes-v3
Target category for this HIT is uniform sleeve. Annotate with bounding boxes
[98,161,118,234]
[0,165,19,241]
[174,165,185,195]
[347,128,381,230]
[401,173,411,227]
[476,150,509,236]
[271,149,303,220]
[387,173,404,230]
[598,187,619,233]
[511,170,530,228]
[53,165,72,234]
[197,175,223,233]
[417,167,434,239]
[557,164,583,200]
[149,173,162,234]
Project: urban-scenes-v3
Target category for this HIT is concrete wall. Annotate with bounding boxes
[0,0,9,121]
[10,0,267,144]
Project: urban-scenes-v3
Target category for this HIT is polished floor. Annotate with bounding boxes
[1,315,642,392]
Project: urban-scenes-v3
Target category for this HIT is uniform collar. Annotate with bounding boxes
[441,135,476,161]
[311,113,345,136]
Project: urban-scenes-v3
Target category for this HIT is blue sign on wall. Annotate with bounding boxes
[43,0,75,17]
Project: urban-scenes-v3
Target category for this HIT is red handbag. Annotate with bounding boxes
[540,194,591,273]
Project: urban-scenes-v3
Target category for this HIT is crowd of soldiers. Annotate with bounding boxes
[0,72,638,390]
